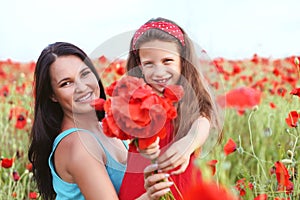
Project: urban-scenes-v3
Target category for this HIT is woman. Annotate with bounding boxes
[28,42,172,200]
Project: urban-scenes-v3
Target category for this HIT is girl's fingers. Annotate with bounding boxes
[149,188,171,200]
[144,163,159,179]
[170,160,189,175]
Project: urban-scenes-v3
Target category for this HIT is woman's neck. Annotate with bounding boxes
[61,112,100,133]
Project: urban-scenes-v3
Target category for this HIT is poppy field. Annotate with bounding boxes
[0,54,299,199]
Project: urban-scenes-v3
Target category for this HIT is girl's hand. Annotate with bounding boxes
[157,136,192,175]
[143,164,173,200]
[157,117,210,175]
[137,137,160,160]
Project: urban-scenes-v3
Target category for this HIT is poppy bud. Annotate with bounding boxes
[294,57,299,66]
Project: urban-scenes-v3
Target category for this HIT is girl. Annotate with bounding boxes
[119,18,222,199]
[28,42,172,200]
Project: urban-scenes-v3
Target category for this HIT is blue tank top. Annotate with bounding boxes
[48,128,128,199]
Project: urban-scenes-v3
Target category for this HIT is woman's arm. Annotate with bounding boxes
[66,132,119,200]
[157,117,210,174]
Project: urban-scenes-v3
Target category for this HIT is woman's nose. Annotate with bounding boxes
[75,80,87,92]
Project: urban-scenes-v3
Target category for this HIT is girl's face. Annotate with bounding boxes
[49,55,100,116]
[139,40,181,93]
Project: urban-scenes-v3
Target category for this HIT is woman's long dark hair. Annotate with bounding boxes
[127,17,222,143]
[28,42,106,200]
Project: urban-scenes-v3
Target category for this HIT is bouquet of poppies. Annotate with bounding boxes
[92,75,184,150]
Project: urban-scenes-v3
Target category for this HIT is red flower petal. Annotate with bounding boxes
[290,88,300,97]
[1,158,14,168]
[163,85,184,102]
[285,111,299,128]
[90,98,106,111]
[223,138,237,156]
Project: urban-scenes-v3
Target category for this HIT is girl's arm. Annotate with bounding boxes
[157,116,210,174]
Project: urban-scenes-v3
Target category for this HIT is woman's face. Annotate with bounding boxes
[49,55,100,116]
[139,40,181,93]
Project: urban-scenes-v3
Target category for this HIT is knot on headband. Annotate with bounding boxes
[132,21,185,51]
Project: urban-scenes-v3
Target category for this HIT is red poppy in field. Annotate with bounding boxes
[290,88,300,97]
[254,194,268,200]
[183,180,236,200]
[277,87,287,97]
[274,198,290,200]
[207,159,218,176]
[274,161,294,193]
[9,106,28,129]
[269,102,276,109]
[28,192,38,199]
[13,171,20,181]
[235,178,253,196]
[1,158,14,168]
[223,138,237,156]
[217,87,261,111]
[0,85,9,97]
[98,55,108,63]
[285,111,299,128]
[26,163,33,172]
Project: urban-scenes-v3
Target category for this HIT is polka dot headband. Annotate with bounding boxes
[132,21,185,51]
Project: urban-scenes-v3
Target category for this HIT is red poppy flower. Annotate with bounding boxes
[9,107,28,129]
[223,138,237,156]
[90,98,106,111]
[290,88,300,97]
[101,76,183,150]
[217,87,261,110]
[28,192,38,199]
[13,171,20,181]
[1,158,14,168]
[0,85,9,97]
[285,111,299,128]
[26,163,33,172]
[207,159,218,176]
[254,194,268,200]
[269,102,276,109]
[183,180,236,200]
[274,161,293,193]
[235,178,253,196]
[163,85,184,103]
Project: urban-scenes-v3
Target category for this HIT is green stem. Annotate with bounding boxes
[248,109,268,180]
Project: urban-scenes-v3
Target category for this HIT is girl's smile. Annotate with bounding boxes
[139,40,181,92]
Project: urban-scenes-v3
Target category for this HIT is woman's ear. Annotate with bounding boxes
[50,94,58,102]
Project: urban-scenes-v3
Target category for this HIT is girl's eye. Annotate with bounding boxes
[142,63,154,68]
[164,59,173,64]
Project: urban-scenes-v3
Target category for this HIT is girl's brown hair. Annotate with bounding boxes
[127,17,222,144]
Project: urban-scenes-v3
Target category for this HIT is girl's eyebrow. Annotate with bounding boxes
[57,67,89,85]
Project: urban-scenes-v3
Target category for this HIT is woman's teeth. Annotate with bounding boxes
[77,93,92,102]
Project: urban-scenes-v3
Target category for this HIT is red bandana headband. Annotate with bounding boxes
[132,21,185,51]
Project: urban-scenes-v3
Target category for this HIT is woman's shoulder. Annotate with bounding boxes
[56,129,106,164]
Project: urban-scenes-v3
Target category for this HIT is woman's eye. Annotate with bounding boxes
[60,81,71,87]
[81,70,91,77]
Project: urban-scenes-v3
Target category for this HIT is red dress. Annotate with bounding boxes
[118,121,202,200]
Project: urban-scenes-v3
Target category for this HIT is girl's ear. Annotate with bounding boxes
[50,94,58,102]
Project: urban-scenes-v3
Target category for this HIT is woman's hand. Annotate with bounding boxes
[137,137,160,160]
[143,164,173,200]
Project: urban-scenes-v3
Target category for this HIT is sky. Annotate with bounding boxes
[1,0,300,62]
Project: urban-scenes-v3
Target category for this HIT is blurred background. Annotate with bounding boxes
[1,0,300,62]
